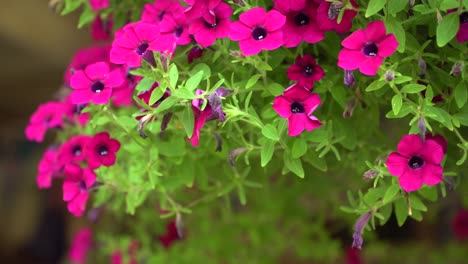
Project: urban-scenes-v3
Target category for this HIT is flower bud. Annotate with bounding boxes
[418,116,426,142]
[343,98,356,119]
[228,147,248,166]
[451,61,463,76]
[188,46,204,64]
[362,169,379,179]
[344,70,355,88]
[138,114,154,139]
[213,132,222,152]
[352,211,372,250]
[418,57,427,78]
[385,70,395,82]
[232,0,245,6]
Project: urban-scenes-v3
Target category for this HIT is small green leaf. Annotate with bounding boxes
[392,94,403,115]
[185,71,204,91]
[379,204,393,225]
[386,16,406,52]
[237,185,247,205]
[61,0,82,15]
[149,87,166,106]
[394,76,413,84]
[135,77,155,92]
[436,12,460,47]
[261,140,275,167]
[169,64,179,88]
[126,191,148,215]
[190,63,211,80]
[388,0,408,15]
[454,81,467,108]
[153,96,177,114]
[291,139,307,159]
[261,124,279,141]
[383,184,400,204]
[385,103,412,118]
[394,197,408,227]
[284,153,304,178]
[246,74,262,89]
[366,79,386,92]
[401,84,426,93]
[174,88,195,99]
[366,0,387,17]
[409,194,427,212]
[77,7,95,28]
[181,107,194,138]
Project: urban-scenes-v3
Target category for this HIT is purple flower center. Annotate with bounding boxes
[363,42,378,57]
[204,18,218,29]
[408,156,424,169]
[136,42,149,56]
[251,27,267,40]
[97,145,109,156]
[91,81,104,93]
[303,65,314,76]
[294,13,310,26]
[291,101,305,114]
[461,12,468,24]
[174,26,184,38]
[79,180,87,192]
[72,145,82,156]
[158,11,166,22]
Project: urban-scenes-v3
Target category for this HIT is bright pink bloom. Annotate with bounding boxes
[185,0,221,24]
[64,45,111,86]
[188,2,233,47]
[276,0,324,47]
[452,209,468,241]
[69,227,93,264]
[338,21,398,76]
[141,0,182,25]
[385,134,445,192]
[58,135,92,167]
[63,94,90,126]
[316,0,358,33]
[426,134,448,154]
[63,163,96,217]
[287,54,325,90]
[110,251,123,264]
[91,15,113,41]
[345,247,362,264]
[158,5,192,46]
[110,22,172,67]
[272,84,322,136]
[230,8,286,56]
[36,149,61,189]
[25,102,64,143]
[273,0,306,12]
[159,221,180,248]
[112,71,138,107]
[457,11,468,43]
[70,61,125,105]
[89,0,109,11]
[85,132,121,169]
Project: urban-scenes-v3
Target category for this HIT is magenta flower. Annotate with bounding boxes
[89,0,109,11]
[316,0,358,33]
[85,132,121,169]
[188,45,204,63]
[70,61,125,105]
[272,84,322,136]
[287,54,325,90]
[112,71,138,107]
[36,149,61,189]
[68,227,93,264]
[159,221,181,248]
[141,0,182,25]
[273,0,306,12]
[385,134,445,192]
[184,0,222,24]
[63,163,96,217]
[110,22,173,67]
[230,7,286,56]
[91,15,113,41]
[58,135,92,167]
[338,21,398,76]
[276,0,324,48]
[158,5,192,47]
[64,45,111,86]
[426,134,448,154]
[188,2,233,48]
[452,209,468,241]
[457,11,468,43]
[25,102,64,143]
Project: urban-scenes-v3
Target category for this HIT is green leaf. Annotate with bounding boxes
[61,0,82,15]
[181,107,194,138]
[401,84,426,94]
[174,88,195,99]
[366,79,386,92]
[436,12,460,47]
[185,71,204,91]
[77,7,95,28]
[261,139,275,167]
[366,0,387,17]
[385,103,412,118]
[394,76,413,84]
[454,81,467,109]
[388,0,408,15]
[190,63,211,80]
[237,185,247,205]
[149,87,166,106]
[347,190,357,208]
[291,139,307,159]
[126,191,148,215]
[409,194,427,212]
[153,96,178,114]
[392,94,403,115]
[386,16,406,52]
[169,64,179,89]
[246,74,262,89]
[261,124,279,141]
[426,106,453,130]
[383,184,400,204]
[439,0,460,11]
[303,149,328,172]
[379,204,393,225]
[135,77,155,92]
[394,197,408,227]
[284,153,304,178]
[364,187,386,205]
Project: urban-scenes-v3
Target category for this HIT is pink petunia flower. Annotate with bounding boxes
[159,221,181,248]
[70,61,125,105]
[110,22,173,67]
[385,134,445,192]
[452,209,468,241]
[62,94,90,126]
[338,21,398,76]
[426,134,448,154]
[63,163,96,217]
[69,227,93,264]
[272,84,322,136]
[316,0,358,34]
[36,148,61,189]
[188,1,233,48]
[287,54,325,90]
[141,0,182,25]
[85,132,121,169]
[57,135,92,167]
[89,0,109,11]
[229,7,286,56]
[158,5,192,47]
[275,0,324,47]
[91,15,113,41]
[457,12,468,43]
[64,45,111,86]
[185,0,221,24]
[25,102,64,143]
[273,0,306,12]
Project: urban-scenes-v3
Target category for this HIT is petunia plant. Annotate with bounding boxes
[29,0,467,262]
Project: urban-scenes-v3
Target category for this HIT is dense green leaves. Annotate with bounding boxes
[436,12,460,47]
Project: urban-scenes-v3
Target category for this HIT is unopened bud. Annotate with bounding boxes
[228,147,248,166]
[343,98,357,118]
[418,116,426,142]
[344,70,355,88]
[142,51,156,67]
[352,211,372,250]
[138,114,154,139]
[363,169,379,179]
[230,50,244,59]
[385,70,395,82]
[176,212,184,239]
[213,133,222,152]
[232,0,245,6]
[451,61,463,76]
[408,0,415,16]
[159,112,173,138]
[188,46,204,64]
[418,58,427,78]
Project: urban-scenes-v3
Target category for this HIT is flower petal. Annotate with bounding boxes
[338,49,365,71]
[272,95,292,118]
[421,163,443,186]
[398,169,423,192]
[419,139,444,164]
[397,134,423,158]
[240,7,266,28]
[288,114,306,136]
[358,56,383,76]
[377,34,398,57]
[386,152,407,176]
[364,21,387,42]
[341,29,366,49]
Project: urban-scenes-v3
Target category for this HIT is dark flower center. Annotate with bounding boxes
[72,145,82,156]
[251,27,267,40]
[294,12,310,26]
[91,81,104,93]
[97,145,109,156]
[79,180,87,192]
[204,18,218,29]
[408,156,424,169]
[174,27,184,38]
[291,101,305,114]
[363,42,378,56]
[158,11,166,22]
[303,65,314,76]
[461,12,468,24]
[136,42,149,56]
